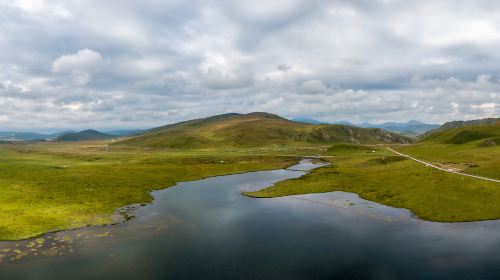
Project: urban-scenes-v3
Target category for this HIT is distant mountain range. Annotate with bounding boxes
[3,115,496,145]
[0,131,80,141]
[291,117,328,125]
[0,129,144,142]
[291,117,440,136]
[0,131,61,141]
[358,120,440,136]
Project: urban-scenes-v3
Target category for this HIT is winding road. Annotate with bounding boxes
[386,147,500,184]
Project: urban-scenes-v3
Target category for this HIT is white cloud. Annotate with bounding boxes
[203,67,254,90]
[14,0,73,19]
[52,49,103,73]
[224,0,312,25]
[1,0,500,130]
[421,57,455,66]
[52,49,103,85]
[301,80,327,94]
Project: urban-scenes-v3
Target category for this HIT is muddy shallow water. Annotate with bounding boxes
[1,160,500,279]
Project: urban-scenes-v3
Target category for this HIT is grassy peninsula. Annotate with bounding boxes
[246,121,500,222]
[245,144,500,222]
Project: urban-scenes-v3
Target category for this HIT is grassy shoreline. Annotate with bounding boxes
[0,142,301,241]
[245,144,500,222]
[2,139,500,240]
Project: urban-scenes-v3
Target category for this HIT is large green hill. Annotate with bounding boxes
[56,129,114,142]
[116,112,413,149]
[421,118,500,145]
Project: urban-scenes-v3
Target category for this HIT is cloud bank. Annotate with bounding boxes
[1,0,499,131]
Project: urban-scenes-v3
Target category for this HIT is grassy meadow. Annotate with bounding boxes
[246,143,500,222]
[395,141,500,180]
[398,122,500,180]
[1,127,499,240]
[0,141,300,240]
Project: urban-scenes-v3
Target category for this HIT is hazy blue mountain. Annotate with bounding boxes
[0,128,145,141]
[332,120,355,126]
[290,117,325,124]
[0,131,79,141]
[0,132,50,141]
[292,117,356,125]
[358,120,440,135]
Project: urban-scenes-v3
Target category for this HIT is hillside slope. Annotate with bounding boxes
[421,119,500,145]
[437,118,499,131]
[116,112,413,149]
[56,129,114,142]
[290,118,439,135]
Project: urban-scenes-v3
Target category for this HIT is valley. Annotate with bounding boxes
[0,113,498,241]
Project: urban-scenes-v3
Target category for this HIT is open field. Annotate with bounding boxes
[403,122,500,180]
[387,147,500,183]
[246,144,500,222]
[0,141,300,241]
[395,141,500,180]
[1,135,500,241]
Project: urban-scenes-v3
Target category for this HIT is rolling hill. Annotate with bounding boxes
[436,118,500,131]
[289,117,439,135]
[116,112,413,149]
[56,129,114,142]
[421,118,500,145]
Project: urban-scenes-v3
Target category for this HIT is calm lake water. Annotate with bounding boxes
[1,160,500,279]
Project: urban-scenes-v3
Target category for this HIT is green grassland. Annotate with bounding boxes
[325,143,384,156]
[246,145,500,222]
[0,141,299,240]
[395,142,500,180]
[245,121,500,222]
[421,121,500,144]
[398,122,500,180]
[0,116,498,240]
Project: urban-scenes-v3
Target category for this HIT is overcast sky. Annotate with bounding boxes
[1,0,500,131]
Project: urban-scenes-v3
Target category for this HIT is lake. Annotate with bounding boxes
[1,159,500,279]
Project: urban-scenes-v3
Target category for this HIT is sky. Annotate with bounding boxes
[1,0,500,131]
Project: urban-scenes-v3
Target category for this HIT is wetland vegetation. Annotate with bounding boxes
[0,141,298,240]
[246,144,500,222]
[0,113,499,240]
